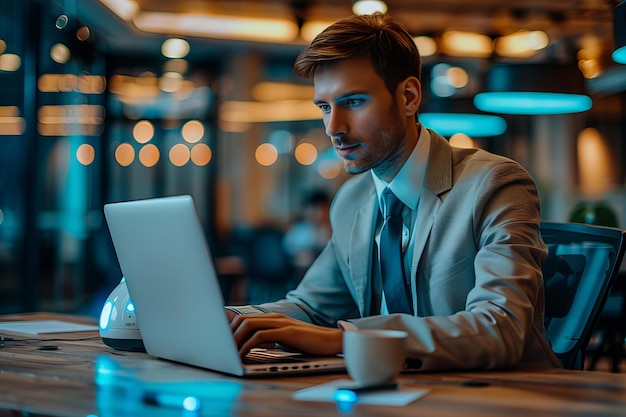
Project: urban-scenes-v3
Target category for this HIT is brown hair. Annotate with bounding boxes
[293,13,422,95]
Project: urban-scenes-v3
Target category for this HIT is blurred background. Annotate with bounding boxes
[1,0,626,318]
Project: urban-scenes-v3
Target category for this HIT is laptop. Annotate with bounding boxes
[103,194,345,377]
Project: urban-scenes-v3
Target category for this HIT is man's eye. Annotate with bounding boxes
[345,98,365,107]
[318,104,331,113]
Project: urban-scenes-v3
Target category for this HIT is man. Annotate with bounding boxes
[227,13,560,371]
[283,190,332,270]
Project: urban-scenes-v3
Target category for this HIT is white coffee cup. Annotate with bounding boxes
[343,329,408,386]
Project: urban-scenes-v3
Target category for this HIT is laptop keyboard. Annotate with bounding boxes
[243,348,307,364]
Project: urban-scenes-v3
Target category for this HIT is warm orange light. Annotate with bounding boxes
[76,26,92,41]
[76,144,96,165]
[294,142,318,165]
[159,72,184,93]
[442,31,493,58]
[495,30,549,58]
[38,74,106,94]
[139,144,160,167]
[0,106,18,117]
[577,128,613,193]
[133,120,154,143]
[446,67,469,88]
[301,20,334,42]
[255,143,278,166]
[115,143,135,166]
[449,133,475,149]
[318,159,342,179]
[169,143,190,166]
[161,38,190,59]
[99,0,139,21]
[37,104,104,136]
[191,143,212,166]
[182,120,204,143]
[413,36,437,57]
[135,12,300,43]
[251,82,314,102]
[220,100,320,123]
[0,53,21,71]
[0,106,24,135]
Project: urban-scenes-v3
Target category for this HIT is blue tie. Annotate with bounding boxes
[380,189,413,314]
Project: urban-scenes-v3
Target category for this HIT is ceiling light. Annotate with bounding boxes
[352,1,388,15]
[420,98,507,137]
[99,0,139,21]
[161,38,189,59]
[613,1,626,64]
[421,113,507,137]
[494,30,549,58]
[50,43,71,64]
[251,82,314,101]
[301,20,335,43]
[0,53,21,71]
[135,12,300,43]
[413,36,437,57]
[474,62,592,115]
[441,31,493,58]
[219,100,320,123]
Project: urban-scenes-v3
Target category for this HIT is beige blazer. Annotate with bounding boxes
[258,130,560,371]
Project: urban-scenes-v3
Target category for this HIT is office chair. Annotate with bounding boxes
[541,221,626,370]
[244,226,294,305]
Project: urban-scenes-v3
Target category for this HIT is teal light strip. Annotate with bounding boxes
[474,92,592,115]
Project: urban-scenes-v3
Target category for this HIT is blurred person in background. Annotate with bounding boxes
[283,189,331,272]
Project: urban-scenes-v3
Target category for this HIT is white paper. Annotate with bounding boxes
[0,320,98,335]
[293,379,429,406]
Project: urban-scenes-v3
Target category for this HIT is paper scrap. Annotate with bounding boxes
[0,320,98,335]
[293,379,428,407]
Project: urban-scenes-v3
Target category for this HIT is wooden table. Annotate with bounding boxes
[0,313,624,417]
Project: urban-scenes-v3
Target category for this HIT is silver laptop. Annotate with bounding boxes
[104,194,344,377]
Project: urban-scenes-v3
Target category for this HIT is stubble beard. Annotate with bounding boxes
[341,123,406,177]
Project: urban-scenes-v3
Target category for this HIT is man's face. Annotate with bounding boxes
[312,57,415,180]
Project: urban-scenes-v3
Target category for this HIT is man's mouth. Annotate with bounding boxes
[335,143,360,157]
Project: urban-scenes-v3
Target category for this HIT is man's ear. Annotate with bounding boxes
[401,76,422,117]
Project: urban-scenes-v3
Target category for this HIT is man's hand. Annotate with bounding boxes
[229,313,343,357]
[225,308,238,323]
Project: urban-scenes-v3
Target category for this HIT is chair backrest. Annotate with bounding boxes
[540,221,626,370]
[246,226,291,281]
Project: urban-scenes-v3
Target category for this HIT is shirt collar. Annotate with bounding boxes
[372,125,430,211]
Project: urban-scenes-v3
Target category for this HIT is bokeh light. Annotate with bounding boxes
[161,38,190,59]
[294,142,317,165]
[133,120,154,143]
[50,43,70,64]
[448,133,475,149]
[169,143,190,166]
[139,144,160,167]
[191,143,212,166]
[182,120,204,143]
[318,159,342,179]
[255,143,278,166]
[115,143,135,166]
[76,144,95,165]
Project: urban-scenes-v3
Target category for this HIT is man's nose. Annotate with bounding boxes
[325,109,348,139]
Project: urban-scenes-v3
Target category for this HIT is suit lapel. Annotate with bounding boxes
[410,131,453,280]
